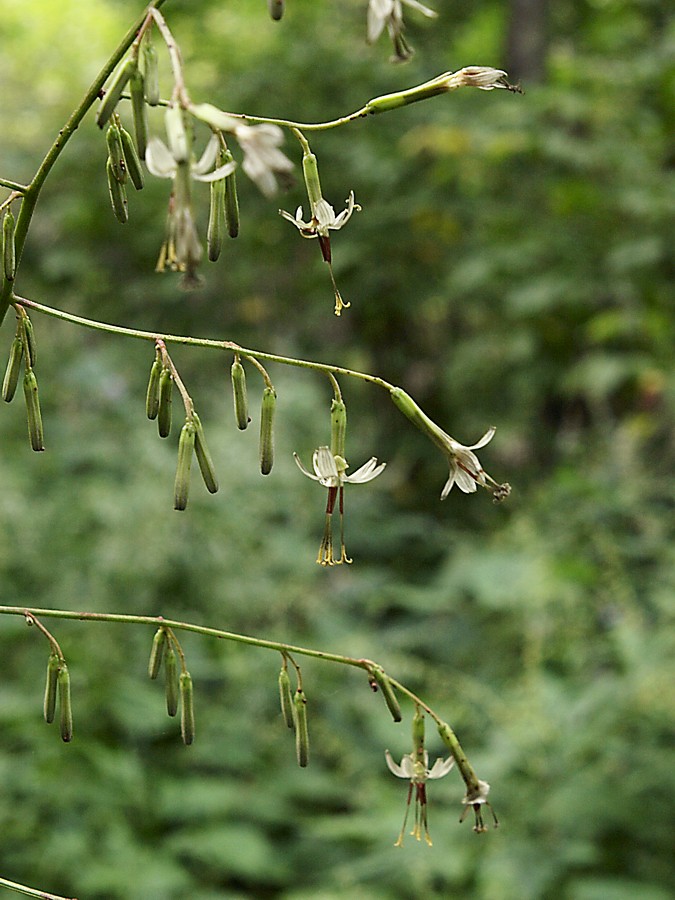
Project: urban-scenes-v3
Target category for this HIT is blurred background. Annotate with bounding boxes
[0,0,673,897]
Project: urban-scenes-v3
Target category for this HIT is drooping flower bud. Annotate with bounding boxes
[192,413,219,494]
[180,671,195,745]
[142,40,160,106]
[278,666,294,729]
[293,689,309,767]
[2,209,16,282]
[372,667,402,723]
[259,386,276,475]
[106,158,129,224]
[165,645,179,717]
[58,663,73,742]
[106,121,127,184]
[174,420,196,511]
[23,369,45,451]
[231,359,249,430]
[157,366,173,438]
[129,68,148,159]
[43,653,60,724]
[145,355,162,420]
[224,156,240,238]
[119,126,145,191]
[207,177,225,262]
[2,335,23,403]
[147,627,167,680]
[96,57,137,129]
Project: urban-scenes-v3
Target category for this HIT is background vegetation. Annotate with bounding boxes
[0,0,673,897]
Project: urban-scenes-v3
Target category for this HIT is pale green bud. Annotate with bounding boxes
[119,125,144,191]
[129,68,148,159]
[231,360,249,430]
[193,413,219,494]
[206,177,225,262]
[293,689,309,767]
[58,663,73,743]
[147,627,167,680]
[23,369,45,452]
[157,367,173,438]
[106,158,129,224]
[106,122,127,184]
[174,420,196,511]
[180,671,195,745]
[259,386,276,475]
[330,399,347,459]
[43,653,60,724]
[2,335,23,403]
[96,57,137,128]
[278,667,294,729]
[3,209,16,281]
[165,645,178,717]
[372,667,402,723]
[142,41,160,106]
[145,356,162,420]
[302,151,322,210]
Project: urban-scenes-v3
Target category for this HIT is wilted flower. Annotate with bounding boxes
[146,134,236,287]
[439,65,518,92]
[294,446,385,565]
[385,748,455,846]
[367,0,437,62]
[234,123,294,197]
[459,778,499,833]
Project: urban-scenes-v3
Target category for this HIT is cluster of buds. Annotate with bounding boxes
[278,656,310,767]
[147,626,195,745]
[2,306,44,452]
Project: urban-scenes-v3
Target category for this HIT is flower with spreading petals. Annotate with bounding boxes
[460,778,499,833]
[441,426,510,500]
[234,123,294,198]
[367,0,438,62]
[385,748,455,846]
[146,134,236,287]
[294,446,385,565]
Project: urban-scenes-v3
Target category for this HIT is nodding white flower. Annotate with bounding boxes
[294,446,386,565]
[367,0,437,62]
[460,778,499,834]
[441,426,509,499]
[234,124,294,198]
[145,135,237,183]
[385,749,455,846]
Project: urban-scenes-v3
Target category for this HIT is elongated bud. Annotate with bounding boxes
[22,315,37,368]
[58,663,73,742]
[366,78,450,116]
[302,151,322,210]
[129,68,148,159]
[224,158,240,238]
[193,413,219,494]
[174,420,196,511]
[23,369,45,452]
[43,653,60,724]
[165,105,189,164]
[268,0,284,20]
[145,356,162,419]
[278,667,294,729]
[372,667,402,723]
[119,126,145,191]
[106,158,129,224]
[106,122,127,184]
[157,367,173,438]
[96,57,137,128]
[259,386,276,475]
[147,627,167,679]
[293,689,309,767]
[412,706,425,756]
[2,336,23,403]
[142,41,160,106]
[330,398,347,459]
[390,386,447,452]
[165,645,178,717]
[206,177,225,262]
[231,359,249,430]
[180,671,195,745]
[3,209,16,281]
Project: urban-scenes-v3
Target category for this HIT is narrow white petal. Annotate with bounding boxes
[440,470,456,500]
[428,756,455,779]
[313,446,340,481]
[345,458,386,484]
[192,134,220,176]
[145,138,176,178]
[454,467,478,493]
[466,426,496,450]
[193,159,237,183]
[385,749,407,778]
[293,452,320,481]
[402,0,438,18]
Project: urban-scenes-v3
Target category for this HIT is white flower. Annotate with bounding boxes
[145,135,236,183]
[234,124,294,198]
[294,446,385,565]
[441,426,499,498]
[367,0,437,61]
[459,778,499,833]
[280,192,360,242]
[385,748,454,846]
[439,66,515,92]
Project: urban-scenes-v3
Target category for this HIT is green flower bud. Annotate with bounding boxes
[174,420,196,511]
[165,645,178,717]
[293,689,309,768]
[390,386,446,452]
[165,105,189,165]
[96,57,137,129]
[259,386,276,476]
[302,151,322,210]
[2,335,23,403]
[231,359,249,430]
[106,158,129,224]
[157,366,173,438]
[206,177,225,262]
[412,706,425,755]
[119,125,145,191]
[147,627,167,680]
[180,671,195,745]
[193,413,219,495]
[23,369,45,452]
[145,355,162,420]
[43,653,60,724]
[22,315,37,368]
[330,398,347,459]
[142,41,160,106]
[106,121,127,184]
[366,80,449,115]
[268,0,284,20]
[278,667,294,729]
[129,68,148,159]
[372,667,402,723]
[58,663,73,743]
[2,209,16,282]
[224,159,240,239]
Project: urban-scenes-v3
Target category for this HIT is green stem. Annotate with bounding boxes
[14,295,394,392]
[223,107,371,133]
[0,874,76,900]
[0,180,28,193]
[0,0,168,326]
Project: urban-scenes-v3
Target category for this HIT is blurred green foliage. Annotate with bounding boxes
[0,0,673,897]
